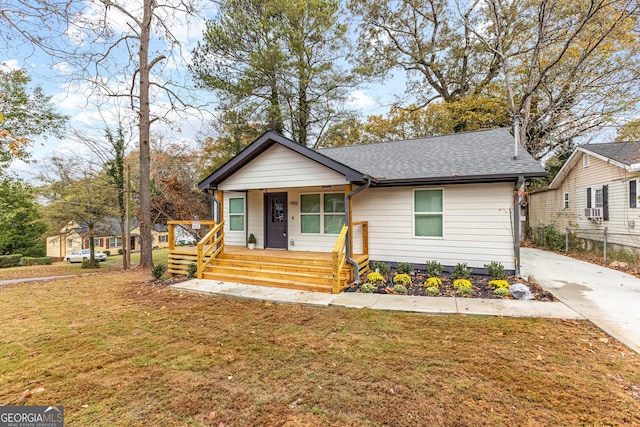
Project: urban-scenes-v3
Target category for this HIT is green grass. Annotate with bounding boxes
[103,248,169,268]
[0,270,638,426]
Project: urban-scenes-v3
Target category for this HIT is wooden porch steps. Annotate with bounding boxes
[201,251,357,293]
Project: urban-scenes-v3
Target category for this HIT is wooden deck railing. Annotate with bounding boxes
[331,221,369,294]
[197,221,224,279]
[167,220,218,277]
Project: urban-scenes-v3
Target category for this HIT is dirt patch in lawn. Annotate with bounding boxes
[0,270,639,426]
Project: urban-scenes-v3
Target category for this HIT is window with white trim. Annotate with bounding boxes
[109,237,123,248]
[159,235,168,243]
[229,197,245,231]
[583,154,590,167]
[67,239,73,248]
[300,193,345,234]
[414,189,444,237]
[563,192,569,209]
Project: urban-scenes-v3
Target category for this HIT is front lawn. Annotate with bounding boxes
[0,271,639,426]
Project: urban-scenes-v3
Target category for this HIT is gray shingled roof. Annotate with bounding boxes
[317,128,544,183]
[583,141,640,166]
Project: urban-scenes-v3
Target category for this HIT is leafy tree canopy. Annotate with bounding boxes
[0,68,67,165]
[0,177,46,256]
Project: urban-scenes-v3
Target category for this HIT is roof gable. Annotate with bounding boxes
[549,142,640,189]
[198,131,365,190]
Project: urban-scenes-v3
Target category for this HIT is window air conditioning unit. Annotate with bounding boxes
[584,207,603,219]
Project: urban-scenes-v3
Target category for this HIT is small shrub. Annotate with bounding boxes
[366,271,385,284]
[457,285,473,296]
[248,233,257,244]
[451,262,472,280]
[152,264,166,280]
[20,257,53,266]
[396,262,413,275]
[425,260,443,277]
[360,282,376,293]
[372,261,391,276]
[187,263,197,279]
[426,286,439,296]
[494,287,510,298]
[485,261,507,280]
[393,284,408,294]
[393,273,411,286]
[118,249,124,255]
[0,254,22,268]
[425,277,442,288]
[103,250,111,257]
[488,279,510,289]
[81,259,100,269]
[453,279,472,289]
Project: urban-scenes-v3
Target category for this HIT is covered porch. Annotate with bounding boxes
[167,220,369,293]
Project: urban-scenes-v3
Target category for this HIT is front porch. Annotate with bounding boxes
[167,220,369,293]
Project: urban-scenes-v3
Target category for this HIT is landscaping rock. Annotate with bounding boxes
[510,283,533,300]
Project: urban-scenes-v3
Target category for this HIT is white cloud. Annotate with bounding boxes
[1,59,21,71]
[346,90,376,109]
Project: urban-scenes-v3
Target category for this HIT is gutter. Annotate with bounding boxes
[203,189,220,223]
[514,175,524,277]
[345,177,372,285]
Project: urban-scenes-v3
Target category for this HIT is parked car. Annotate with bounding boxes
[65,249,108,263]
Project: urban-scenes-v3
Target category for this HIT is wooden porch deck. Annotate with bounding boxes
[168,245,369,293]
[167,220,369,293]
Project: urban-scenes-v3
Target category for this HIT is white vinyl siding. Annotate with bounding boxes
[228,197,245,232]
[219,145,347,191]
[352,184,516,270]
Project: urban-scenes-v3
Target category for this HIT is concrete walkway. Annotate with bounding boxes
[0,275,75,286]
[521,247,640,353]
[171,279,582,320]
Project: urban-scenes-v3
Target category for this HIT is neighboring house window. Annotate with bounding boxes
[93,238,103,247]
[229,197,245,231]
[159,235,168,243]
[630,180,638,208]
[51,238,57,247]
[586,186,609,220]
[300,193,345,234]
[109,237,123,247]
[67,239,73,248]
[563,192,569,209]
[583,154,590,167]
[414,189,444,237]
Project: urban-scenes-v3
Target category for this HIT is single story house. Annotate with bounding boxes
[179,128,544,292]
[529,141,640,252]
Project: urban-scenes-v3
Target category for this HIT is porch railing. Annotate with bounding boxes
[332,221,369,294]
[167,220,218,277]
[197,221,224,279]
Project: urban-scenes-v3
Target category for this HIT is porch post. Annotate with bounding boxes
[347,184,353,273]
[216,190,224,224]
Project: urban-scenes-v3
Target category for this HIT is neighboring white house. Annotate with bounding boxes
[529,142,640,251]
[197,128,545,274]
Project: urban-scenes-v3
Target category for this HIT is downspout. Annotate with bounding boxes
[345,177,372,284]
[204,189,219,222]
[514,175,524,277]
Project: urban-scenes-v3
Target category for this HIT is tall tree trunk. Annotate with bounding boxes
[138,0,154,269]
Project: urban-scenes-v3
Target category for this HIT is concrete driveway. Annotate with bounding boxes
[521,247,640,353]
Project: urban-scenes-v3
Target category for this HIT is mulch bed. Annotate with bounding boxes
[346,271,557,301]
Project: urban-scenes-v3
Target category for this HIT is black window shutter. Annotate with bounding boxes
[603,185,609,221]
[586,188,592,208]
[631,180,637,208]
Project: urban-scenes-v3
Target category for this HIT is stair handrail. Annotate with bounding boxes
[197,221,225,279]
[331,225,348,294]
